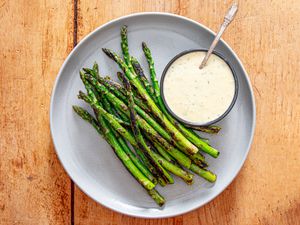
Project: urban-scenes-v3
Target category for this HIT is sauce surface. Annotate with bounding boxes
[163,51,235,124]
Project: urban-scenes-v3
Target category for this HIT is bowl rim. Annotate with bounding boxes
[160,49,239,127]
[50,12,256,218]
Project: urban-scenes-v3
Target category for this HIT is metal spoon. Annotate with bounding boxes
[199,3,238,69]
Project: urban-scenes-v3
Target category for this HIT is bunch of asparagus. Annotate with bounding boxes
[73,26,221,206]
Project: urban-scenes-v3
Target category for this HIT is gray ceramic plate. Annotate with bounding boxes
[50,12,256,218]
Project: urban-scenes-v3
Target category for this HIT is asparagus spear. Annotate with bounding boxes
[102,48,201,155]
[84,68,207,168]
[142,42,219,158]
[190,164,217,183]
[120,74,174,184]
[93,73,150,113]
[115,133,157,185]
[120,25,134,73]
[91,73,209,166]
[73,105,156,184]
[147,189,165,207]
[92,61,99,76]
[99,92,162,186]
[103,77,127,97]
[78,90,173,183]
[152,141,176,164]
[77,81,215,183]
[79,73,155,180]
[72,105,166,205]
[152,151,193,184]
[141,42,160,101]
[121,73,193,184]
[73,104,155,190]
[132,145,167,187]
[130,56,157,104]
[80,71,130,127]
[86,75,191,168]
[116,72,143,104]
[73,105,104,138]
[147,134,215,182]
[188,125,222,134]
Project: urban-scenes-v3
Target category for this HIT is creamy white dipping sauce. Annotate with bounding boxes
[163,51,235,124]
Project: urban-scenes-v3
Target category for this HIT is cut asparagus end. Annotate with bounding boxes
[190,164,217,183]
[147,189,165,207]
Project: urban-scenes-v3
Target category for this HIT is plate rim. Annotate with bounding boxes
[50,12,256,218]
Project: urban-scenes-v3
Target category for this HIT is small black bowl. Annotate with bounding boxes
[160,49,239,127]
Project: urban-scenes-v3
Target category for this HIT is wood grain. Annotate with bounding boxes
[0,0,74,224]
[1,0,300,224]
[74,0,300,225]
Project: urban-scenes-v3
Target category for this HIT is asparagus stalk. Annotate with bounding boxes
[147,134,215,182]
[152,151,193,184]
[78,90,173,183]
[86,75,191,169]
[115,134,157,185]
[95,73,150,113]
[120,74,174,184]
[73,105,103,138]
[97,93,158,184]
[80,71,145,172]
[92,62,100,81]
[80,71,130,127]
[132,145,167,187]
[92,73,209,166]
[100,94,165,186]
[142,42,219,158]
[102,48,199,155]
[120,25,134,73]
[73,104,155,190]
[130,56,157,104]
[147,189,165,207]
[190,164,217,183]
[152,141,176,164]
[73,105,166,205]
[116,72,143,104]
[73,105,157,184]
[87,67,162,185]
[188,125,222,134]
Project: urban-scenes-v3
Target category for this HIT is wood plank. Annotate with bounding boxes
[75,0,300,224]
[0,0,74,224]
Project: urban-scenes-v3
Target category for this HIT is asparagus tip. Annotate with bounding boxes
[121,25,128,31]
[72,105,81,113]
[102,48,115,60]
[77,90,86,100]
[72,105,92,122]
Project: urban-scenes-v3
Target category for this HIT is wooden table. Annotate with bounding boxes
[1,0,300,224]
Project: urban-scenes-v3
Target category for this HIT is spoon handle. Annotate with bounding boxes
[199,3,238,69]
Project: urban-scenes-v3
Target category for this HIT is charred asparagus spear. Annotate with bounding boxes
[93,73,209,166]
[188,125,222,134]
[120,75,196,184]
[78,90,174,183]
[73,103,155,190]
[130,56,157,104]
[102,48,200,155]
[142,42,219,158]
[120,25,134,73]
[147,134,215,182]
[79,72,157,183]
[120,73,174,184]
[85,74,192,169]
[72,105,165,205]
